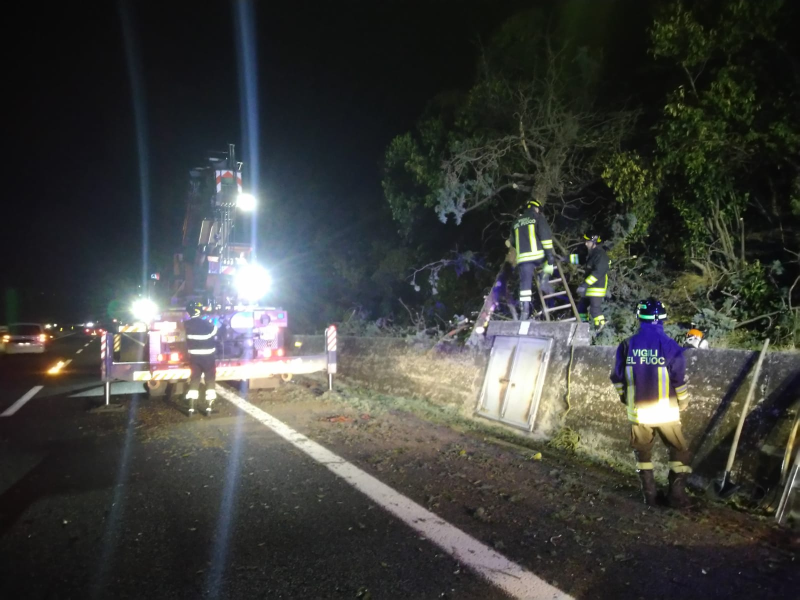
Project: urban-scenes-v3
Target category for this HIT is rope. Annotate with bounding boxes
[548,427,580,453]
[565,344,575,419]
[547,344,580,453]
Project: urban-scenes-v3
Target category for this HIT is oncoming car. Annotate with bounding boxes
[3,323,48,354]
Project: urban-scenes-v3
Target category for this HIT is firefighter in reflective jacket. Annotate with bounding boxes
[576,232,609,332]
[610,298,693,508]
[184,301,218,415]
[510,199,555,320]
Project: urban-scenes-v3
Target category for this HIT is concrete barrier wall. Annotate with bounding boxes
[562,346,799,482]
[292,335,488,416]
[291,332,799,484]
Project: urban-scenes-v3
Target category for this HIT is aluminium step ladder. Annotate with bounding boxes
[533,259,581,322]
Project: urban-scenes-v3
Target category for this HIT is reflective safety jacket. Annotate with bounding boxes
[185,316,218,356]
[584,246,609,297]
[513,208,554,263]
[610,322,689,425]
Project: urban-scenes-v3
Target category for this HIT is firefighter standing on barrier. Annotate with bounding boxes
[576,232,609,333]
[184,301,218,415]
[510,199,555,321]
[610,298,693,509]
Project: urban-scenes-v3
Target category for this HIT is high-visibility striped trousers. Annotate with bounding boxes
[578,296,605,327]
[187,353,217,401]
[630,423,692,474]
[517,259,551,305]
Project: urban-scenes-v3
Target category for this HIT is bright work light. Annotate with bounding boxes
[237,193,257,212]
[132,298,158,323]
[235,264,271,302]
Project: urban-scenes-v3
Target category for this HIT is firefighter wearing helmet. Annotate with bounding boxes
[184,301,218,415]
[509,199,555,320]
[576,232,609,333]
[684,328,709,349]
[609,298,693,508]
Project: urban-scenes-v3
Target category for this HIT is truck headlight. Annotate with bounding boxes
[235,264,271,302]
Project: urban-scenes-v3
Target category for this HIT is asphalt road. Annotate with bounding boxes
[0,334,520,599]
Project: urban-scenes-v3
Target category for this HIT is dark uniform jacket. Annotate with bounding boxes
[512,208,554,263]
[584,246,610,297]
[610,322,690,425]
[185,317,217,356]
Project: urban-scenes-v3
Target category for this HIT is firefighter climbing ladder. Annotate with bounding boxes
[532,259,581,322]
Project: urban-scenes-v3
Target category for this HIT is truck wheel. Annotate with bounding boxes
[146,380,167,398]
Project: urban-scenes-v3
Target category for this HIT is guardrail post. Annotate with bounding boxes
[326,325,337,391]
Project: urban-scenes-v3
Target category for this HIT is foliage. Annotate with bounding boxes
[369,2,800,349]
[601,152,660,243]
[601,0,800,346]
[383,13,637,234]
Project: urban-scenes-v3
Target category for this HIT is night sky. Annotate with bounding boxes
[5,0,539,324]
[6,0,653,325]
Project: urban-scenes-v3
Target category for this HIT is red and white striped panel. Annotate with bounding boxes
[100,333,107,379]
[215,170,236,192]
[326,325,337,352]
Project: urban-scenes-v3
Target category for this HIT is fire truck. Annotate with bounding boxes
[102,144,336,402]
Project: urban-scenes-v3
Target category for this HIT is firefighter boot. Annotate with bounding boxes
[668,471,692,509]
[637,469,658,506]
[519,301,531,321]
[186,389,199,416]
[204,389,217,416]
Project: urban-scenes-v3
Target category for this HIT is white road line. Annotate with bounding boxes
[1,386,44,417]
[76,349,83,354]
[64,359,72,366]
[216,386,571,600]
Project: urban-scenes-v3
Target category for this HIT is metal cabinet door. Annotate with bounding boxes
[476,335,552,432]
[476,336,518,421]
[500,337,551,430]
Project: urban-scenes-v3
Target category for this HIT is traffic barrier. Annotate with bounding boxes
[107,324,338,391]
[118,324,147,333]
[129,354,329,382]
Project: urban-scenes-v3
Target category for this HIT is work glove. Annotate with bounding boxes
[678,398,689,412]
[542,262,555,276]
[544,250,555,265]
[576,284,587,297]
[504,239,511,248]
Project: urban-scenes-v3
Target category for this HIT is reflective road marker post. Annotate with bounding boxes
[326,325,337,391]
[101,331,112,405]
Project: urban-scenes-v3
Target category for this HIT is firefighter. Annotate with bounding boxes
[610,298,693,508]
[576,232,609,332]
[510,199,555,320]
[684,328,709,349]
[184,301,218,415]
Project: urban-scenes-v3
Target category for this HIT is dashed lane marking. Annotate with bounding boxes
[216,385,571,600]
[1,386,44,417]
[76,349,83,354]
